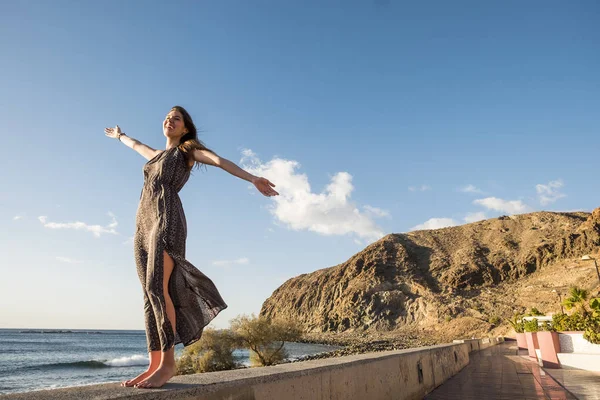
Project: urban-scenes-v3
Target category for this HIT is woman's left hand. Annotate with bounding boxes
[253,177,279,197]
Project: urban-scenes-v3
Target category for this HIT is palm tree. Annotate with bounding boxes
[563,287,589,317]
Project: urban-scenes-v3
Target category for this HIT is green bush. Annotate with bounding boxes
[551,291,600,345]
[591,297,600,314]
[176,328,239,375]
[230,314,304,366]
[563,287,590,317]
[540,321,554,332]
[507,313,525,333]
[526,307,544,317]
[584,328,600,344]
[552,312,586,332]
[584,297,600,344]
[488,316,501,326]
[524,319,539,332]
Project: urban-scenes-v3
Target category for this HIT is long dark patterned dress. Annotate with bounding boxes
[134,146,227,352]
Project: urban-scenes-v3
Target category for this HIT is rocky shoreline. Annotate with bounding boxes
[291,329,440,362]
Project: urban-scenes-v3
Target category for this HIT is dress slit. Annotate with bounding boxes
[134,147,227,352]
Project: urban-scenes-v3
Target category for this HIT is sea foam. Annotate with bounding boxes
[104,354,149,367]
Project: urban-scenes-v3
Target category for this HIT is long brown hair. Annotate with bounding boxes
[172,105,214,171]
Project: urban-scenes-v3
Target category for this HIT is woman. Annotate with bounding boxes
[104,106,278,389]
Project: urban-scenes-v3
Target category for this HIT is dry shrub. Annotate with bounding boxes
[230,314,303,366]
[176,328,238,374]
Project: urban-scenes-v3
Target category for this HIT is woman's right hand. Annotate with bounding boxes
[104,125,124,139]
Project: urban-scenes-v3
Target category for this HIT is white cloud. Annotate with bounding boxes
[410,218,458,231]
[38,212,119,237]
[464,212,487,223]
[459,184,483,194]
[536,180,566,205]
[409,185,431,192]
[13,215,23,221]
[363,205,390,218]
[212,257,250,267]
[240,149,386,242]
[107,212,118,229]
[473,197,530,214]
[56,256,82,264]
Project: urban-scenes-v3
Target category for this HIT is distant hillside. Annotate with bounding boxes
[261,208,600,338]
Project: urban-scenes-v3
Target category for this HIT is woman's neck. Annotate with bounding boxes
[165,139,180,150]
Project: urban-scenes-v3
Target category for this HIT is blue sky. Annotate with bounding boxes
[1,1,598,330]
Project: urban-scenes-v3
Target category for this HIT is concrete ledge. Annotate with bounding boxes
[4,343,470,400]
[453,339,480,352]
[558,332,600,354]
[557,353,600,371]
[454,336,504,353]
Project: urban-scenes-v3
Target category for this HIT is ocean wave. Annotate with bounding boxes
[33,360,110,370]
[104,355,148,367]
[16,330,144,335]
[20,355,149,371]
[1,379,125,395]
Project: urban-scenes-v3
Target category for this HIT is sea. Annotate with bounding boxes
[0,328,340,395]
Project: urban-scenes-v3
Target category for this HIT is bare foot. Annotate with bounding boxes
[134,364,177,389]
[121,366,159,387]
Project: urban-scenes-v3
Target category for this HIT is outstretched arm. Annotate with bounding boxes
[104,125,161,161]
[193,149,279,197]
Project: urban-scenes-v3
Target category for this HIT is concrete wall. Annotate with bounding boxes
[453,339,479,352]
[558,332,600,354]
[453,337,504,352]
[4,343,471,400]
[557,353,600,371]
[557,332,600,371]
[453,338,480,352]
[481,337,504,350]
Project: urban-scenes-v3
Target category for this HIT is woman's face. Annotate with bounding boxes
[163,110,188,139]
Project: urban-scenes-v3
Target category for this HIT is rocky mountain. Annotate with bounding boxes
[260,209,600,338]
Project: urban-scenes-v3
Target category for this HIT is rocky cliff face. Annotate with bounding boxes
[261,209,600,334]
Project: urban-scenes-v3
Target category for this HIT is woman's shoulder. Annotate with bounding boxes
[173,146,195,170]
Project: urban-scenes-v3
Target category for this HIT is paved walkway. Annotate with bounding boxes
[544,369,600,400]
[425,342,597,400]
